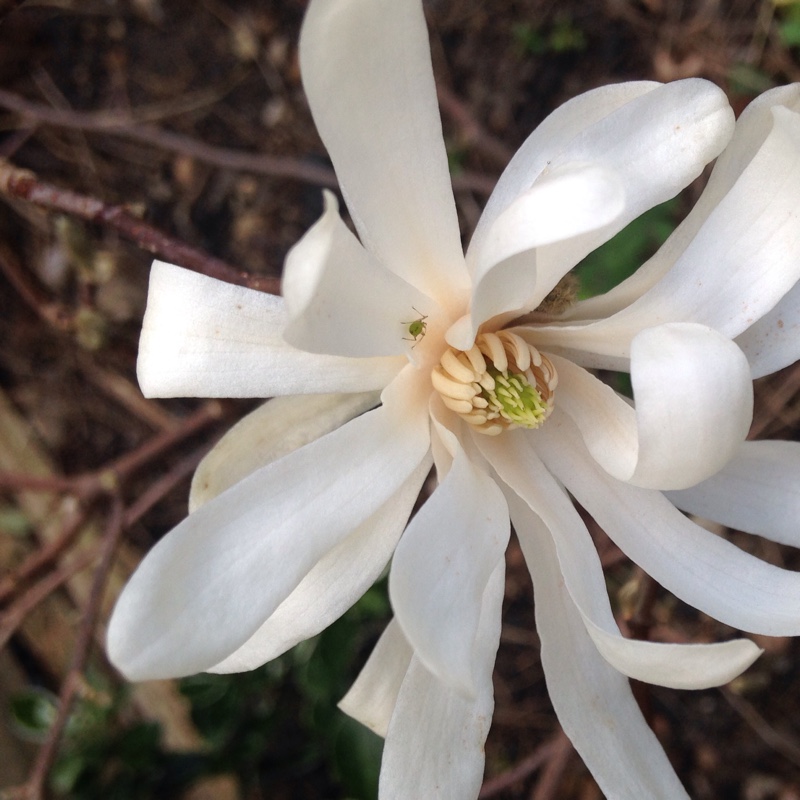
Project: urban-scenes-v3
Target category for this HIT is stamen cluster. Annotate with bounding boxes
[432,331,558,436]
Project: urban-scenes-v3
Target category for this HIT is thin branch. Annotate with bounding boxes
[0,159,281,294]
[529,729,574,800]
[0,88,338,187]
[107,400,224,482]
[437,84,515,168]
[0,244,74,331]
[25,495,126,800]
[722,687,800,769]
[0,88,496,196]
[0,542,100,653]
[478,736,561,798]
[0,504,90,606]
[123,444,210,528]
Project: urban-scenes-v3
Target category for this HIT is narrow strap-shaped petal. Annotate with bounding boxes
[448,165,625,349]
[535,104,800,361]
[189,392,380,512]
[137,262,403,398]
[736,278,800,378]
[462,79,733,341]
[535,411,800,637]
[107,381,431,680]
[300,0,468,299]
[468,81,660,264]
[513,491,691,799]
[389,446,509,696]
[548,324,752,490]
[210,457,431,673]
[379,564,503,800]
[338,619,413,738]
[569,83,800,322]
[282,191,432,358]
[481,433,760,690]
[668,440,800,547]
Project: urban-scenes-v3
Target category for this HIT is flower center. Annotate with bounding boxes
[431,331,557,436]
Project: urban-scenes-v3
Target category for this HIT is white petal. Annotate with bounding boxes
[190,392,380,512]
[535,411,800,637]
[210,456,430,673]
[282,192,432,358]
[300,0,468,299]
[514,490,691,800]
[379,564,503,800]
[568,84,800,322]
[466,79,733,304]
[668,440,800,547]
[449,165,625,349]
[138,261,403,398]
[469,81,660,262]
[338,620,413,738]
[482,433,760,690]
[538,103,800,360]
[107,396,431,680]
[549,324,752,490]
[736,279,800,378]
[389,447,509,696]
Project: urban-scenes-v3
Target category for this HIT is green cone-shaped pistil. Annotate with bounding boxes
[481,366,549,429]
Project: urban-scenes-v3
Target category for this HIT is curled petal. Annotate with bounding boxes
[668,440,800,547]
[137,262,403,398]
[482,433,760,690]
[569,84,800,322]
[190,392,380,512]
[469,80,731,269]
[463,78,733,340]
[549,324,752,490]
[282,192,431,358]
[536,103,800,361]
[107,394,431,680]
[514,494,691,799]
[536,412,800,637]
[300,0,467,299]
[379,564,503,800]
[450,165,625,349]
[736,279,800,378]
[339,619,413,738]
[389,447,509,696]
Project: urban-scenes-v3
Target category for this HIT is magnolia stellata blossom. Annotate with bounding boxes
[107,0,800,797]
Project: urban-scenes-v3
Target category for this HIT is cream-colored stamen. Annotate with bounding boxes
[432,331,557,436]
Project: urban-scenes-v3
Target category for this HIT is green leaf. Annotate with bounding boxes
[574,199,678,299]
[9,687,58,742]
[332,716,383,800]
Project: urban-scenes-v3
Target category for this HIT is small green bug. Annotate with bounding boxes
[402,307,428,345]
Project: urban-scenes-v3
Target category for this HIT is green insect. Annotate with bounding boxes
[402,307,428,345]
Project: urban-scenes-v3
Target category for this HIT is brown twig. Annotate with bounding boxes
[722,687,800,769]
[0,88,496,197]
[75,353,179,433]
[24,495,126,800]
[0,159,281,295]
[479,735,562,798]
[0,401,225,607]
[0,244,74,332]
[437,84,515,168]
[123,444,211,528]
[0,504,90,606]
[529,728,574,800]
[0,542,100,654]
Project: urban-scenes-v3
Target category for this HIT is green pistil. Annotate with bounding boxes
[481,366,549,429]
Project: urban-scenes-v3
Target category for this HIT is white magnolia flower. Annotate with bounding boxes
[107,0,800,797]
